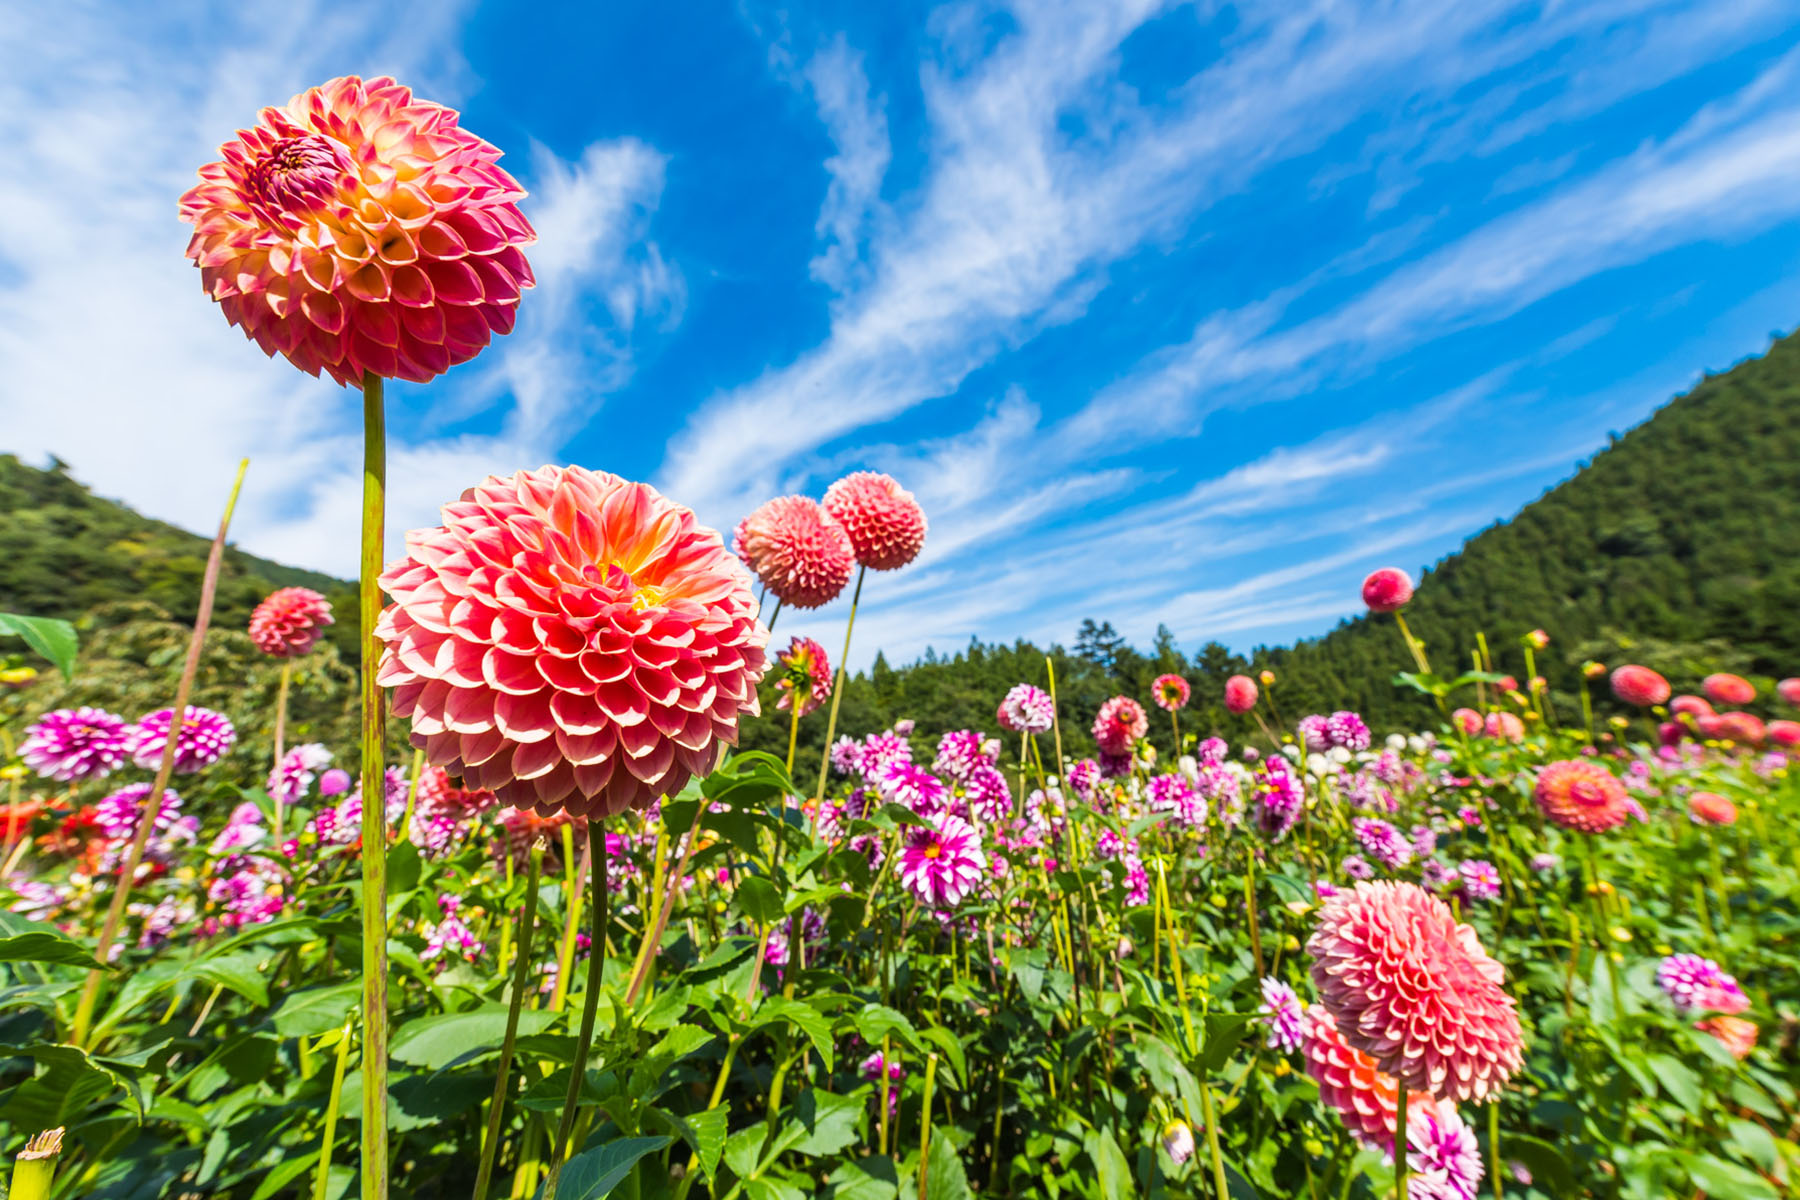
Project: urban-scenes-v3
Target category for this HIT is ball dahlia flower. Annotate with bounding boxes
[1779,677,1800,706]
[1303,1007,1428,1150]
[1361,567,1414,613]
[822,472,926,570]
[1656,953,1749,1015]
[249,587,335,657]
[732,496,854,610]
[1610,664,1670,707]
[20,708,129,782]
[1307,880,1523,1103]
[1224,674,1259,714]
[1702,673,1756,706]
[1484,711,1524,742]
[1768,719,1800,748]
[897,813,986,907]
[1326,710,1371,752]
[1713,711,1766,746]
[1152,674,1191,712]
[127,706,237,773]
[375,465,769,817]
[1533,760,1631,834]
[997,683,1054,735]
[1092,696,1147,756]
[1450,708,1481,736]
[1670,694,1715,720]
[179,75,535,385]
[774,636,832,719]
[1687,791,1737,826]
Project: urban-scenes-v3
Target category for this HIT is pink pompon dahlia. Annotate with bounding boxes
[897,812,987,907]
[180,75,535,385]
[774,636,833,719]
[1768,719,1800,748]
[1259,977,1307,1053]
[1307,880,1523,1103]
[20,708,129,782]
[1656,953,1750,1015]
[1687,791,1737,826]
[1303,1007,1427,1151]
[1361,567,1414,613]
[127,706,237,773]
[1093,695,1148,756]
[1702,673,1755,706]
[1533,759,1631,834]
[733,496,855,610]
[1670,694,1715,719]
[375,465,769,818]
[1152,674,1191,712]
[997,683,1055,735]
[822,472,927,571]
[249,587,335,657]
[1610,664,1670,707]
[1224,674,1259,714]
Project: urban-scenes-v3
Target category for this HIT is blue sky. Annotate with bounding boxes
[4,1,1800,669]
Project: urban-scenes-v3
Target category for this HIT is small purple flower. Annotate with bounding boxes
[20,707,129,782]
[1123,859,1150,905]
[1097,750,1132,779]
[898,814,987,907]
[1326,711,1371,752]
[1405,1101,1484,1198]
[997,684,1054,735]
[1458,859,1501,902]
[1065,759,1101,801]
[963,765,1013,824]
[1252,756,1303,842]
[1410,825,1438,857]
[1258,977,1306,1052]
[1456,805,1483,829]
[319,768,353,797]
[1340,854,1374,880]
[267,743,331,808]
[857,731,912,780]
[1420,859,1458,892]
[1195,737,1228,764]
[1314,880,1340,901]
[1352,818,1413,871]
[1656,954,1749,1015]
[1529,852,1560,874]
[210,801,267,855]
[96,783,184,842]
[421,894,485,969]
[127,706,236,773]
[1147,774,1203,828]
[766,909,826,970]
[860,1050,905,1115]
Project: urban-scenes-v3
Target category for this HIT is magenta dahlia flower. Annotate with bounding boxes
[20,707,129,782]
[1656,953,1750,1015]
[1093,695,1147,757]
[1457,859,1501,903]
[933,730,995,781]
[1297,714,1331,752]
[375,466,769,817]
[1326,710,1371,752]
[180,75,534,385]
[1252,755,1304,841]
[733,496,855,610]
[1406,1101,1484,1200]
[248,587,335,657]
[963,765,1012,823]
[267,743,333,809]
[1352,818,1412,871]
[1779,677,1800,706]
[95,784,185,843]
[997,683,1054,735]
[127,706,237,773]
[1152,674,1191,712]
[822,472,926,570]
[1259,977,1306,1052]
[1065,758,1101,801]
[1361,567,1414,613]
[897,813,986,907]
[875,760,950,818]
[774,636,833,718]
[1308,880,1523,1102]
[1533,760,1631,834]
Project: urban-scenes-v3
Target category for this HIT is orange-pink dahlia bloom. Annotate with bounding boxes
[1687,791,1737,826]
[1307,880,1523,1103]
[1303,1007,1432,1150]
[1093,696,1148,757]
[1533,759,1631,834]
[822,472,927,570]
[1702,673,1756,706]
[180,75,535,385]
[732,496,855,609]
[1696,1015,1757,1060]
[375,466,769,818]
[248,586,335,657]
[775,636,833,719]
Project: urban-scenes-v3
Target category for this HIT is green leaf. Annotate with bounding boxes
[1503,1135,1576,1195]
[790,1089,863,1157]
[1201,1012,1257,1073]
[538,1135,671,1200]
[184,950,270,1006]
[0,930,107,970]
[1648,1053,1703,1111]
[1392,671,1447,697]
[0,612,78,680]
[272,981,361,1038]
[737,876,785,925]
[0,1041,138,1127]
[685,1106,729,1185]
[744,1179,806,1200]
[854,1003,921,1052]
[388,841,422,896]
[756,997,836,1071]
[825,1156,898,1200]
[250,1154,322,1200]
[925,1131,973,1200]
[723,1124,767,1180]
[1726,1118,1780,1171]
[1681,1153,1778,1200]
[390,1004,559,1070]
[919,1027,966,1087]
[1084,1128,1130,1199]
[1224,1163,1261,1199]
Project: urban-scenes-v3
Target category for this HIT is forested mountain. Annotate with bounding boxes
[5,329,1798,786]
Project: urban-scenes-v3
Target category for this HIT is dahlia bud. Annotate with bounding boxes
[1360,567,1414,613]
[1582,661,1606,679]
[1259,670,1276,686]
[1523,628,1549,650]
[1160,1121,1195,1165]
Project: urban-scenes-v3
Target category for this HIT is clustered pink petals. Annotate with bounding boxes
[896,813,986,907]
[1093,695,1147,756]
[20,707,129,782]
[997,683,1054,735]
[733,496,855,610]
[180,75,535,385]
[774,636,833,719]
[1303,1007,1425,1150]
[1687,791,1737,826]
[1152,674,1191,712]
[1656,953,1750,1015]
[822,472,926,571]
[1224,674,1259,714]
[127,706,237,773]
[1533,759,1631,834]
[249,587,335,657]
[1307,881,1523,1103]
[1610,664,1670,707]
[1361,567,1414,613]
[375,465,769,818]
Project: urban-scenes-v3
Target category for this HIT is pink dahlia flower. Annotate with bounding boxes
[180,75,535,385]
[1303,1007,1428,1151]
[1361,567,1414,613]
[1695,1015,1757,1060]
[20,707,129,782]
[1450,708,1481,736]
[1259,977,1307,1053]
[127,707,237,773]
[1670,694,1715,719]
[1713,711,1766,746]
[1533,760,1630,834]
[1092,696,1147,756]
[249,587,334,657]
[1687,791,1737,826]
[1307,880,1523,1103]
[1610,664,1670,707]
[997,683,1054,735]
[1483,711,1524,742]
[1152,674,1191,712]
[1778,677,1800,706]
[1768,719,1800,748]
[1224,674,1259,714]
[897,813,986,907]
[1406,1101,1485,1200]
[822,472,926,571]
[375,466,769,817]
[1702,673,1756,706]
[774,636,833,719]
[733,496,854,610]
[1656,953,1750,1015]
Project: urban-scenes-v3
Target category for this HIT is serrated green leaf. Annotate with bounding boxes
[756,997,836,1070]
[737,876,785,925]
[925,1130,972,1200]
[826,1156,898,1200]
[790,1088,863,1157]
[855,1003,921,1052]
[723,1124,767,1180]
[184,950,269,1007]
[685,1106,729,1185]
[1201,1012,1257,1073]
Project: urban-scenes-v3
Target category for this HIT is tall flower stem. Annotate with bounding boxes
[358,370,391,1200]
[314,1014,355,1200]
[272,659,292,835]
[785,697,802,775]
[546,822,609,1199]
[917,1053,938,1198]
[475,842,544,1200]
[813,565,866,804]
[1045,657,1068,782]
[72,457,247,1048]
[1394,1088,1410,1199]
[1487,1103,1502,1200]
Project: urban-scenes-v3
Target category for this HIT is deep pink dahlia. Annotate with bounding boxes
[933,730,995,781]
[875,760,950,818]
[774,636,833,719]
[997,683,1054,735]
[732,496,855,610]
[1259,977,1306,1052]
[1702,673,1755,706]
[180,75,535,385]
[249,587,335,657]
[20,707,129,782]
[1779,677,1800,706]
[1093,696,1147,757]
[1307,881,1523,1102]
[1656,953,1750,1016]
[1152,674,1190,712]
[375,465,769,818]
[1361,567,1414,613]
[822,472,926,571]
[897,813,986,906]
[127,707,237,773]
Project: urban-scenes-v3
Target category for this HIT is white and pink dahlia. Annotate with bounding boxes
[375,465,769,818]
[822,472,926,571]
[1093,695,1147,757]
[897,813,987,907]
[1152,674,1191,712]
[127,707,237,773]
[180,75,534,385]
[733,496,855,610]
[997,683,1055,735]
[249,587,335,657]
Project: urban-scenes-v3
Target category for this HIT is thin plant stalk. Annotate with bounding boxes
[552,822,584,1012]
[272,659,292,836]
[546,822,609,1199]
[917,1053,938,1199]
[813,565,866,804]
[1394,1088,1409,1199]
[314,1015,355,1200]
[72,457,248,1047]
[358,370,391,1200]
[1487,1103,1502,1200]
[785,694,802,774]
[627,814,705,1007]
[397,746,425,846]
[475,842,545,1200]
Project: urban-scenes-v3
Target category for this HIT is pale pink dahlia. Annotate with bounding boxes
[774,636,833,719]
[180,75,535,385]
[822,472,926,571]
[127,707,237,773]
[248,587,335,657]
[1533,760,1631,834]
[20,708,129,782]
[375,466,769,817]
[897,813,986,907]
[1361,567,1414,613]
[1093,696,1148,757]
[1307,880,1523,1103]
[997,683,1054,735]
[1152,674,1191,712]
[732,496,854,610]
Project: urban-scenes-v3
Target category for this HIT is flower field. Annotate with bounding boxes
[0,71,1795,1200]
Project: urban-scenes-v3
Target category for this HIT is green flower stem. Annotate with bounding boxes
[551,822,584,1013]
[813,565,866,804]
[72,456,248,1048]
[546,821,609,1200]
[784,692,802,774]
[475,842,545,1200]
[272,659,292,836]
[314,1014,355,1200]
[1394,1087,1409,1200]
[1487,1103,1502,1200]
[627,815,705,1007]
[397,746,424,847]
[917,1053,938,1199]
[358,370,391,1200]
